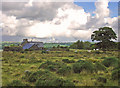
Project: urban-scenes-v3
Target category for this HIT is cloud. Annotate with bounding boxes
[2,2,66,21]
[86,0,118,34]
[1,12,33,36]
[1,0,118,42]
[94,0,110,18]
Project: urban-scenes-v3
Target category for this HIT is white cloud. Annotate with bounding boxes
[1,0,118,42]
[94,0,110,18]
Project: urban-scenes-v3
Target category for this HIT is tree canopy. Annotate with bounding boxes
[91,27,117,50]
[70,40,84,49]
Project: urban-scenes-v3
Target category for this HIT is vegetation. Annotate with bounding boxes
[2,49,119,86]
[102,57,118,67]
[91,27,117,50]
[73,60,95,73]
[70,40,84,49]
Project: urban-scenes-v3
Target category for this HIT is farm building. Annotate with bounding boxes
[21,39,44,50]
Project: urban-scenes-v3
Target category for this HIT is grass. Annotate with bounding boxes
[2,49,119,86]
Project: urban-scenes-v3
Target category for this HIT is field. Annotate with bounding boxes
[1,49,119,86]
[2,42,72,49]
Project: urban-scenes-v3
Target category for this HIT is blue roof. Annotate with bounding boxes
[23,43,34,49]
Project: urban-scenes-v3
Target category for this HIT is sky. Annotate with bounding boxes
[0,0,119,42]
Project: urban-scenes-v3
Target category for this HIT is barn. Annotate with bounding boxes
[21,39,44,50]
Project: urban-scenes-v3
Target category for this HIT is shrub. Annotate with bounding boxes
[111,68,120,80]
[97,77,107,83]
[20,51,24,53]
[38,61,54,68]
[28,70,50,82]
[41,50,48,54]
[49,78,75,86]
[7,80,25,86]
[73,61,95,73]
[94,62,106,71]
[47,65,57,71]
[25,49,29,51]
[35,73,56,86]
[38,61,64,72]
[57,66,72,76]
[62,59,75,63]
[102,57,118,67]
[20,55,24,58]
[36,76,74,86]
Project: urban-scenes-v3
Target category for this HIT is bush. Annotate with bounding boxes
[38,61,53,68]
[97,77,107,83]
[94,62,106,71]
[47,65,57,71]
[62,59,75,63]
[38,61,65,72]
[41,50,48,54]
[49,78,75,86]
[73,61,95,73]
[35,73,56,86]
[20,55,24,58]
[111,68,120,80]
[36,76,74,86]
[102,57,118,67]
[25,49,29,51]
[7,80,25,86]
[28,70,50,82]
[57,66,72,76]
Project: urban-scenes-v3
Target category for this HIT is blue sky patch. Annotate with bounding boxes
[74,2,118,17]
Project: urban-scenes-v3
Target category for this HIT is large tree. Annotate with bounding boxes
[91,27,117,50]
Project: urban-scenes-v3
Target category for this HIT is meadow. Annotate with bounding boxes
[1,49,119,86]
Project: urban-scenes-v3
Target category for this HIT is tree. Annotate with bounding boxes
[70,40,84,49]
[84,41,91,49]
[91,27,117,50]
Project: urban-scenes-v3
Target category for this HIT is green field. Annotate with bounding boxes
[2,42,72,49]
[2,49,119,86]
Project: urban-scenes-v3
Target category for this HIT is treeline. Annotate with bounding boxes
[69,40,119,50]
[70,40,91,49]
